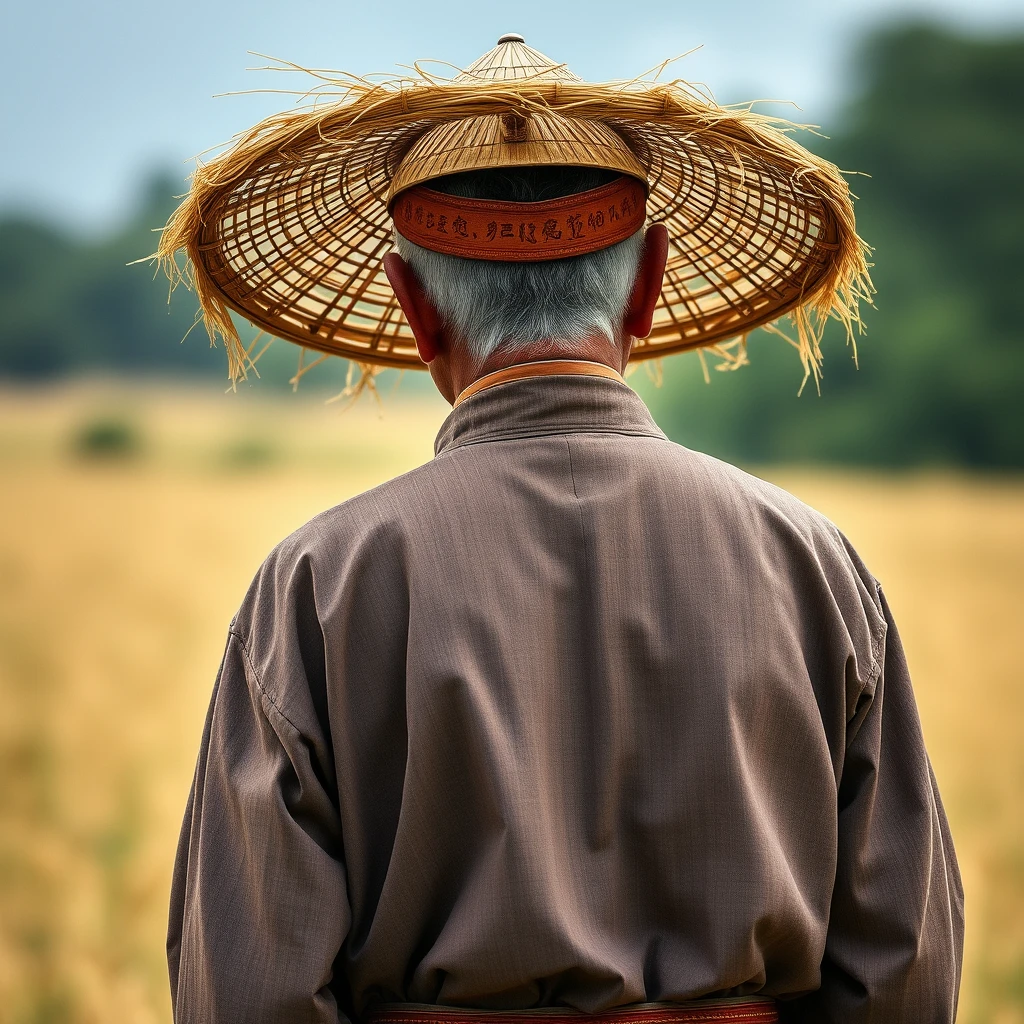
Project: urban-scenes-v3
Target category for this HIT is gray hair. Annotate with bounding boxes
[393,166,645,360]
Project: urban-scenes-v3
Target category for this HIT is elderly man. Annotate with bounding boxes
[164,36,962,1024]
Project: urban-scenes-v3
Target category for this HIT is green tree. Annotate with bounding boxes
[646,22,1024,468]
[0,174,223,378]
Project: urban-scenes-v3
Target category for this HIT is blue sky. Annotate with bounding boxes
[3,0,1022,231]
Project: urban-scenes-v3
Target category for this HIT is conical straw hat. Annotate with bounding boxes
[158,35,872,385]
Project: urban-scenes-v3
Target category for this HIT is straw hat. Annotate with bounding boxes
[158,35,872,384]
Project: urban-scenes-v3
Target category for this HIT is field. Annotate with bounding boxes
[1,383,1022,1024]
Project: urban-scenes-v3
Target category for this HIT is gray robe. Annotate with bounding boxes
[168,373,964,1024]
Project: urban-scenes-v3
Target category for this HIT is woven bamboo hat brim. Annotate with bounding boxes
[158,36,872,384]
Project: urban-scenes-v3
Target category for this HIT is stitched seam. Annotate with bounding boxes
[565,435,591,587]
[228,628,303,735]
[867,579,887,687]
[828,522,886,691]
[566,435,582,505]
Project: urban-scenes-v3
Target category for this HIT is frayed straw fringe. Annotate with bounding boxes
[326,361,386,407]
[155,62,873,391]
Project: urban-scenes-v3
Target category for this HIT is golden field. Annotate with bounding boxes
[1,383,1022,1024]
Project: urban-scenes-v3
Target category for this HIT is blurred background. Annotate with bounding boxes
[1,1,1022,1021]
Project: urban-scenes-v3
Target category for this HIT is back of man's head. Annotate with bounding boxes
[393,166,645,360]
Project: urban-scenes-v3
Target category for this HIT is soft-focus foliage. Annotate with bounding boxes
[1,387,1022,1023]
[0,178,367,391]
[0,176,208,379]
[647,22,1024,467]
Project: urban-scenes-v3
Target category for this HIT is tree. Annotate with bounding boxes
[646,22,1024,468]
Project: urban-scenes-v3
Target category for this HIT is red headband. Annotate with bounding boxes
[390,175,647,261]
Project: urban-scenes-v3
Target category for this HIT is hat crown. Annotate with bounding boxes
[455,36,581,83]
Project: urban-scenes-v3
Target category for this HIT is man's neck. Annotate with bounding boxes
[429,334,632,406]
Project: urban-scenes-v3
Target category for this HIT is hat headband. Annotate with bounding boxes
[391,175,647,261]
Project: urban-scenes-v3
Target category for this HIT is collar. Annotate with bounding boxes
[454,359,627,408]
[434,369,667,457]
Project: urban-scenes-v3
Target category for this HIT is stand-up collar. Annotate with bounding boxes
[453,359,627,407]
[434,372,667,456]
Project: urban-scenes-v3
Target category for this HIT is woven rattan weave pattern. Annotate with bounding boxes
[160,38,871,381]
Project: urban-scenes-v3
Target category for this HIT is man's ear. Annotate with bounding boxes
[622,223,669,341]
[383,252,444,364]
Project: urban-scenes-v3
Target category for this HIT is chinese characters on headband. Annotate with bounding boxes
[392,178,646,260]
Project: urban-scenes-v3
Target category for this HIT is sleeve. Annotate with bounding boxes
[167,629,351,1024]
[782,586,965,1023]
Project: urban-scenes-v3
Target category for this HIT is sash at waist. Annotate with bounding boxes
[368,1000,778,1024]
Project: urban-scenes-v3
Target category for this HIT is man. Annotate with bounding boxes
[164,36,963,1024]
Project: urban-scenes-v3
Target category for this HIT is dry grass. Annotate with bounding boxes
[1,383,1021,1024]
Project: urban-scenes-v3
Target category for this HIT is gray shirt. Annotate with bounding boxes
[168,373,963,1023]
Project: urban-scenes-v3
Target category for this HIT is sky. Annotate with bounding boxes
[3,0,1023,232]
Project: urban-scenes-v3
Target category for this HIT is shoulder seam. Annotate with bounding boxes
[827,523,887,688]
[867,580,888,688]
[227,628,303,735]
